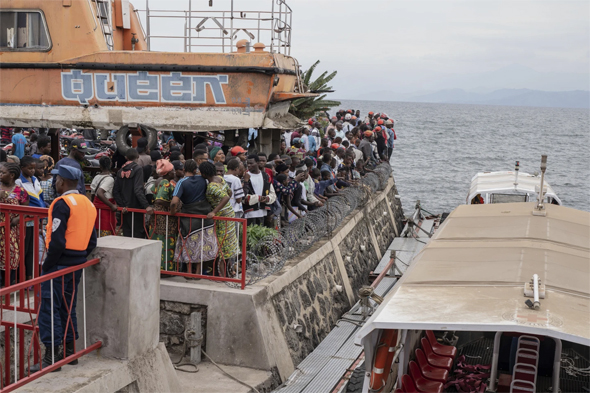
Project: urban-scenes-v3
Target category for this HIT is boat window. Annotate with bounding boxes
[0,11,51,51]
[490,193,527,204]
[471,194,485,204]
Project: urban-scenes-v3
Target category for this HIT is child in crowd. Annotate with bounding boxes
[322,170,339,197]
[16,156,46,280]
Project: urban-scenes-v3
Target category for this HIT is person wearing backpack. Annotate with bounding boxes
[91,157,117,236]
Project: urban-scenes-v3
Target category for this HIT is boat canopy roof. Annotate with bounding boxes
[356,202,590,346]
[467,171,561,205]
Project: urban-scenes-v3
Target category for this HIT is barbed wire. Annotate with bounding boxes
[226,163,393,288]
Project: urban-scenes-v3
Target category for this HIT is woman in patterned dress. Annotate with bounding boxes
[149,160,178,271]
[198,162,238,276]
[0,163,29,285]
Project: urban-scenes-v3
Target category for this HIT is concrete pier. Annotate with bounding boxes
[17,177,403,392]
[159,176,404,382]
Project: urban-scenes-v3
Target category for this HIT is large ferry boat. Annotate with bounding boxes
[0,0,313,156]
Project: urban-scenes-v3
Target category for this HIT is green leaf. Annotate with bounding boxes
[289,60,340,120]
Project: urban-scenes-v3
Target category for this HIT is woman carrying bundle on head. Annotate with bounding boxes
[149,160,179,271]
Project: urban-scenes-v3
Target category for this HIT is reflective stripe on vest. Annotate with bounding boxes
[46,194,97,251]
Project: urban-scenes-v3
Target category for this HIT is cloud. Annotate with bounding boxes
[141,0,590,96]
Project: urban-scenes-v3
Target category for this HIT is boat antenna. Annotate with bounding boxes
[513,160,519,190]
[532,155,547,216]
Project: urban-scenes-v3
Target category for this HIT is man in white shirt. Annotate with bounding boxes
[334,122,346,140]
[223,158,245,218]
[283,130,293,148]
[342,114,354,133]
[300,128,310,152]
[243,155,276,226]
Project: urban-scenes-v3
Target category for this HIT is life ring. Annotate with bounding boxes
[369,329,399,392]
[115,124,158,155]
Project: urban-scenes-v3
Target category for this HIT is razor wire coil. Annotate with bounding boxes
[225,163,393,288]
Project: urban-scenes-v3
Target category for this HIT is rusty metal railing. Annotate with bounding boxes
[137,0,292,55]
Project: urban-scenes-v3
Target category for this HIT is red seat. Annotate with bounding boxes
[421,338,453,370]
[394,390,403,393]
[515,349,538,368]
[513,364,536,384]
[409,361,444,393]
[510,380,535,393]
[415,348,449,383]
[401,374,420,393]
[426,330,457,359]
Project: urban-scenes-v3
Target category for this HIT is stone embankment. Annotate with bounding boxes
[160,175,404,382]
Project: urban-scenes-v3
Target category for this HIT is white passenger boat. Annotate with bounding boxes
[467,159,562,206]
[355,199,589,393]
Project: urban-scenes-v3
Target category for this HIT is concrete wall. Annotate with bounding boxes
[18,237,182,393]
[160,176,404,381]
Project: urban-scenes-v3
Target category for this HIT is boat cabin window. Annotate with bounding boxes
[490,193,528,204]
[471,194,484,204]
[0,11,50,51]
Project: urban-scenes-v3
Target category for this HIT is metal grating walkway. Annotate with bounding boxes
[274,230,431,393]
[373,218,434,276]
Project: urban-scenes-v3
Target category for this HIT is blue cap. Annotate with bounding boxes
[51,165,82,181]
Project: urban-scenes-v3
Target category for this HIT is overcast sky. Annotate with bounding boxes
[141,1,590,98]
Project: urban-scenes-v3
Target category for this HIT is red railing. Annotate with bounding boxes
[0,204,48,289]
[0,203,248,290]
[95,206,248,289]
[0,258,101,392]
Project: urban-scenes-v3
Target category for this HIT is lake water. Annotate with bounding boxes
[334,100,590,214]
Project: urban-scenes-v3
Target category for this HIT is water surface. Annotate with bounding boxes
[334,100,590,213]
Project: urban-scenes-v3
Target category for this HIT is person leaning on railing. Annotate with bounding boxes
[29,165,97,373]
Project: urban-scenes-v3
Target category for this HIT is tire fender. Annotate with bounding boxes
[115,125,158,155]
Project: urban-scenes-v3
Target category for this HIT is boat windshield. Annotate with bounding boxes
[490,193,527,203]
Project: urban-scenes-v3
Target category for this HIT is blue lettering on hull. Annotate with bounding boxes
[61,70,229,105]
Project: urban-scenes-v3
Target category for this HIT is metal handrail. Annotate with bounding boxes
[94,205,248,289]
[0,259,102,392]
[0,203,248,290]
[138,0,292,54]
[85,0,98,32]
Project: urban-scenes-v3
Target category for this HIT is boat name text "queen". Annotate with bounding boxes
[61,70,228,105]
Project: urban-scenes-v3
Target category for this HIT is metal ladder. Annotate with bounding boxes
[93,0,114,50]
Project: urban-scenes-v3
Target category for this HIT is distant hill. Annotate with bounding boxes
[351,88,590,109]
[410,88,589,108]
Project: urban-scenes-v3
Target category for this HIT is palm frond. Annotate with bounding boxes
[289,60,340,120]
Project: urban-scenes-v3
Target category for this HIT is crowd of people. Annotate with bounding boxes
[0,109,396,277]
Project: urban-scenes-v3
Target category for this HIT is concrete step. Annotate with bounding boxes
[14,352,130,393]
[14,343,180,393]
[176,361,275,393]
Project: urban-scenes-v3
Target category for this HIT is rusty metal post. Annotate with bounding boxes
[184,132,194,159]
[48,128,60,163]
